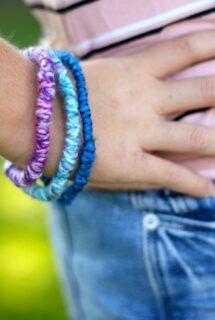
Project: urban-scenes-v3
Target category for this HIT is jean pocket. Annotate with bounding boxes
[154,212,215,298]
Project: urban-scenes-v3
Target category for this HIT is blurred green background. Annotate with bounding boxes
[0,1,67,319]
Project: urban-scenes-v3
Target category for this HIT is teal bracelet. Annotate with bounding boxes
[55,51,96,205]
[23,49,81,201]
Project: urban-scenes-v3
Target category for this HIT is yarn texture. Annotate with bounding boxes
[4,47,56,187]
[23,49,81,201]
[56,50,96,206]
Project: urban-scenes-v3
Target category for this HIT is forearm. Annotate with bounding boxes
[2,30,215,198]
[0,39,66,176]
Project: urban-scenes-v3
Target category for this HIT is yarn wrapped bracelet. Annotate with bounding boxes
[4,47,56,187]
[55,50,96,206]
[22,49,81,201]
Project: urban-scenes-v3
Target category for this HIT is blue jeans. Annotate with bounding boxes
[49,189,215,320]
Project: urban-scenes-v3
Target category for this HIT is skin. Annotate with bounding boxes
[1,30,215,197]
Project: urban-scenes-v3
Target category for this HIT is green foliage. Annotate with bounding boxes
[0,1,67,319]
[0,0,41,47]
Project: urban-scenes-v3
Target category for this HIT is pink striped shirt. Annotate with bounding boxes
[24,0,215,180]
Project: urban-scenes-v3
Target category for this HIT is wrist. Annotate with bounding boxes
[0,40,38,164]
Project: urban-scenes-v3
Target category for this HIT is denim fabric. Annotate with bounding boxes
[48,189,215,320]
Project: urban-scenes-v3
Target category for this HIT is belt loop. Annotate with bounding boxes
[130,192,142,210]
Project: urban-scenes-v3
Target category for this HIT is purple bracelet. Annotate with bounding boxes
[4,47,56,187]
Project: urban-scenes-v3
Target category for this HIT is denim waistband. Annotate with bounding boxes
[59,188,215,221]
[130,188,215,217]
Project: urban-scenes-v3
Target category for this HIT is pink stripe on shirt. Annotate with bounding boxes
[24,0,215,180]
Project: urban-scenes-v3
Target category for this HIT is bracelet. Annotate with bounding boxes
[4,47,56,187]
[55,50,96,206]
[23,49,81,201]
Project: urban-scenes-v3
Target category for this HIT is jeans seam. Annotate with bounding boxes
[60,206,87,320]
[142,223,166,320]
[159,214,215,231]
[130,192,182,215]
[153,231,173,320]
[130,191,215,216]
[161,222,215,233]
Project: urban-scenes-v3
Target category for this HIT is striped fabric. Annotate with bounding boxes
[24,0,215,58]
[24,0,215,179]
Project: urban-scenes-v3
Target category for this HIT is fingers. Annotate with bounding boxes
[141,30,215,78]
[87,181,160,190]
[142,121,215,156]
[131,153,215,197]
[156,76,215,115]
[89,155,215,197]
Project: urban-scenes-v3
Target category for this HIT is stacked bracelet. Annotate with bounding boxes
[4,47,56,187]
[4,47,95,205]
[23,49,81,201]
[55,50,96,206]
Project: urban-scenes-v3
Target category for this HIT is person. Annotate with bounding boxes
[1,0,215,319]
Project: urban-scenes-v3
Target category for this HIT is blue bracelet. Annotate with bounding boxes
[55,50,96,206]
[23,49,81,201]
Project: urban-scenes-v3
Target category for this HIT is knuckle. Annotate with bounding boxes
[157,103,168,115]
[188,127,208,151]
[194,179,211,197]
[200,76,215,101]
[165,168,182,186]
[177,35,195,57]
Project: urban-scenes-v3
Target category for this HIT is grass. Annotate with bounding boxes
[0,1,67,319]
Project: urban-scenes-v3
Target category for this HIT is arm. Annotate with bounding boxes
[1,31,215,197]
[0,39,66,177]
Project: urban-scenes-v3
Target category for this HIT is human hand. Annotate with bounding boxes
[83,30,215,197]
[2,31,215,198]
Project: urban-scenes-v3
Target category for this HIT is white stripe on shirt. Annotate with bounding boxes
[70,0,215,53]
